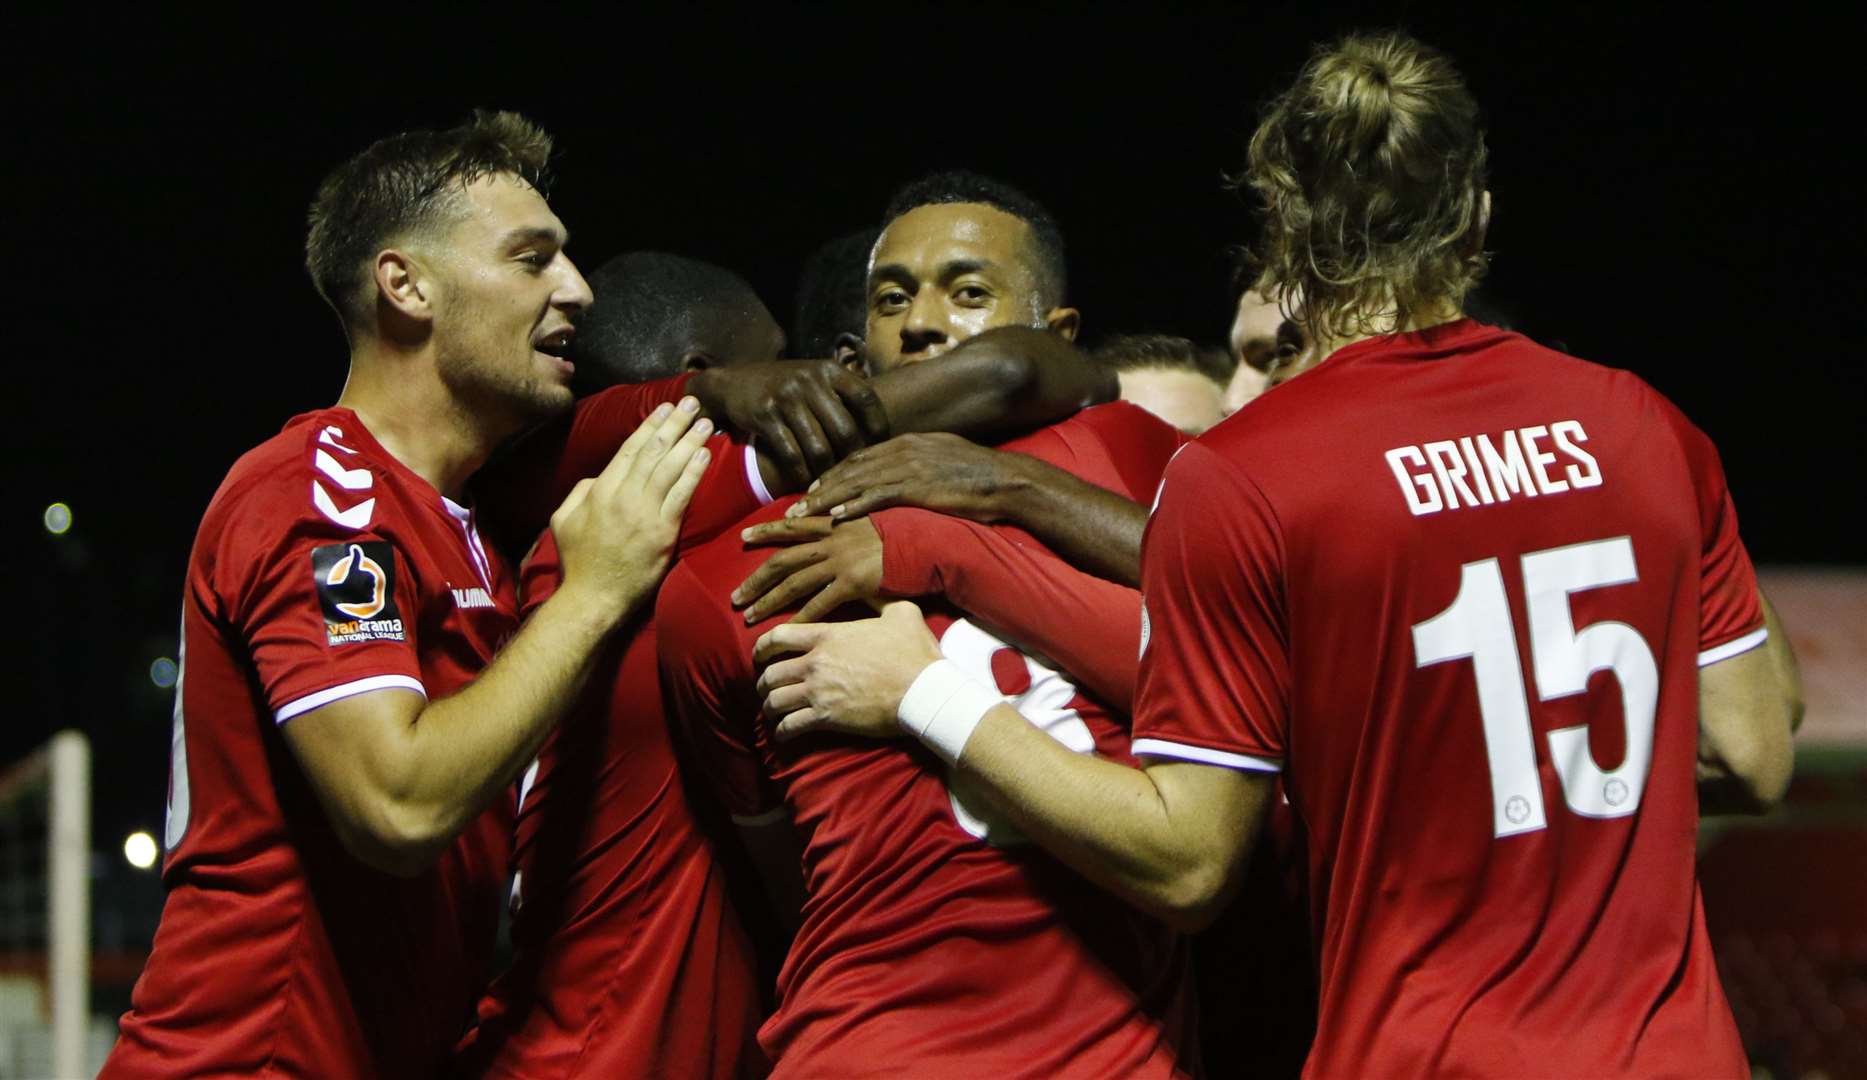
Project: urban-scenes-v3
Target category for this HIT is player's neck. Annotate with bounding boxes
[1310,299,1466,367]
[336,343,505,502]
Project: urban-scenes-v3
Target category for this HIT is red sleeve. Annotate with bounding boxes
[1129,442,1288,770]
[1659,397,1765,662]
[507,431,763,621]
[872,507,1143,712]
[679,436,769,551]
[475,375,695,554]
[1062,401,1190,501]
[654,560,782,821]
[221,495,426,724]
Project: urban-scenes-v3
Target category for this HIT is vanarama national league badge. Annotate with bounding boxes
[311,541,406,645]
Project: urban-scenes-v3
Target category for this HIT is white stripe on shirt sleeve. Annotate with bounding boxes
[1699,626,1769,668]
[1131,738,1283,773]
[276,674,427,725]
[744,444,775,506]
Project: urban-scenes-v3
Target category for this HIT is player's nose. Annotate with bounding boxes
[555,254,595,313]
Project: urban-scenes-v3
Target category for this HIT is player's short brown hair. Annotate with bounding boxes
[1092,334,1237,385]
[304,110,555,332]
[1239,31,1489,342]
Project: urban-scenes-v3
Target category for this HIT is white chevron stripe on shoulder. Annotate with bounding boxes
[319,426,360,454]
[312,479,376,530]
[315,448,372,491]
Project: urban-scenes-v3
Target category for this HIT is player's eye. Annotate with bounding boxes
[954,284,992,305]
[875,288,910,312]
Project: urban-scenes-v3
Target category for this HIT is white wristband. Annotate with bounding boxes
[897,659,1001,765]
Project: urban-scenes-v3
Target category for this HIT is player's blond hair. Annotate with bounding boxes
[1239,31,1489,342]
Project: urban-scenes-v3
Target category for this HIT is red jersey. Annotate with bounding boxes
[1132,320,1763,1078]
[658,404,1199,1080]
[458,432,772,1079]
[108,380,689,1079]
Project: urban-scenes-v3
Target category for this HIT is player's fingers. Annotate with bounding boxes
[740,516,835,547]
[762,424,811,492]
[643,415,714,498]
[549,476,596,531]
[754,654,812,696]
[619,400,701,488]
[789,461,883,519]
[660,442,712,521]
[597,401,680,488]
[794,581,855,624]
[744,564,835,625]
[780,398,835,480]
[833,369,892,443]
[815,371,875,459]
[831,483,907,522]
[772,707,823,742]
[733,545,828,607]
[759,681,812,720]
[753,622,832,666]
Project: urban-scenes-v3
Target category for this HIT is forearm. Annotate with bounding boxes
[874,326,1113,439]
[381,587,621,859]
[997,459,1147,586]
[946,703,1232,929]
[878,509,1141,708]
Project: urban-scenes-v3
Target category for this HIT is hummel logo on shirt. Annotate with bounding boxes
[451,587,496,609]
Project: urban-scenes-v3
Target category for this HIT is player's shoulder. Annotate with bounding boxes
[199,408,407,560]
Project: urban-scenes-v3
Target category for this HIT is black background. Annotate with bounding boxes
[6,7,1859,866]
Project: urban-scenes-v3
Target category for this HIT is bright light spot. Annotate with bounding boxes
[124,831,159,870]
[149,657,179,689]
[43,503,72,536]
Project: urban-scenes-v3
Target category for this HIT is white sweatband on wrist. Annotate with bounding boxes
[897,659,1001,765]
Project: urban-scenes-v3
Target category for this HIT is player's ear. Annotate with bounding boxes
[1045,306,1081,344]
[680,350,714,373]
[832,333,865,372]
[374,248,435,332]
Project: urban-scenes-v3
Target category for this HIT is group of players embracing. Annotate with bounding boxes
[102,29,1801,1080]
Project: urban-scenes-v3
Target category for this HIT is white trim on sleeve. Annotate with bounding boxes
[744,444,775,506]
[1131,737,1283,773]
[275,674,427,725]
[1699,626,1768,668]
[730,805,788,828]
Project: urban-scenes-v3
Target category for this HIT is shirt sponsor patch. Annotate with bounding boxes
[312,541,406,645]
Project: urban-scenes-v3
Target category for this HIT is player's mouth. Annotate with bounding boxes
[533,327,576,378]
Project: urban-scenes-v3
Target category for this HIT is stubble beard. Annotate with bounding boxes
[435,331,572,439]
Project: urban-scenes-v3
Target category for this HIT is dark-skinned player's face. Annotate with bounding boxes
[863,203,1050,374]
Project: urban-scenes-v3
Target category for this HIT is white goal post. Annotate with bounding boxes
[0,730,91,1079]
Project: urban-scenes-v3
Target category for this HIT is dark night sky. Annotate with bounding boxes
[5,8,1860,853]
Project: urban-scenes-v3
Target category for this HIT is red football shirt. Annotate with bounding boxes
[1132,320,1762,1078]
[107,379,690,1079]
[658,404,1198,1080]
[458,433,771,1079]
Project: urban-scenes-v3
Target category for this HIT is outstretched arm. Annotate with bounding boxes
[752,603,1271,931]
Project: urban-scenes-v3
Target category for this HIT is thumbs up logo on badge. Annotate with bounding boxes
[325,543,387,619]
[311,541,405,645]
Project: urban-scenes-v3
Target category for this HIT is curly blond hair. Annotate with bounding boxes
[1240,31,1489,343]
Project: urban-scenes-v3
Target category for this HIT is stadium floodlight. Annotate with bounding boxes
[42,503,72,536]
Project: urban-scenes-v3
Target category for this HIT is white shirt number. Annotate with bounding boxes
[1412,536,1659,838]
